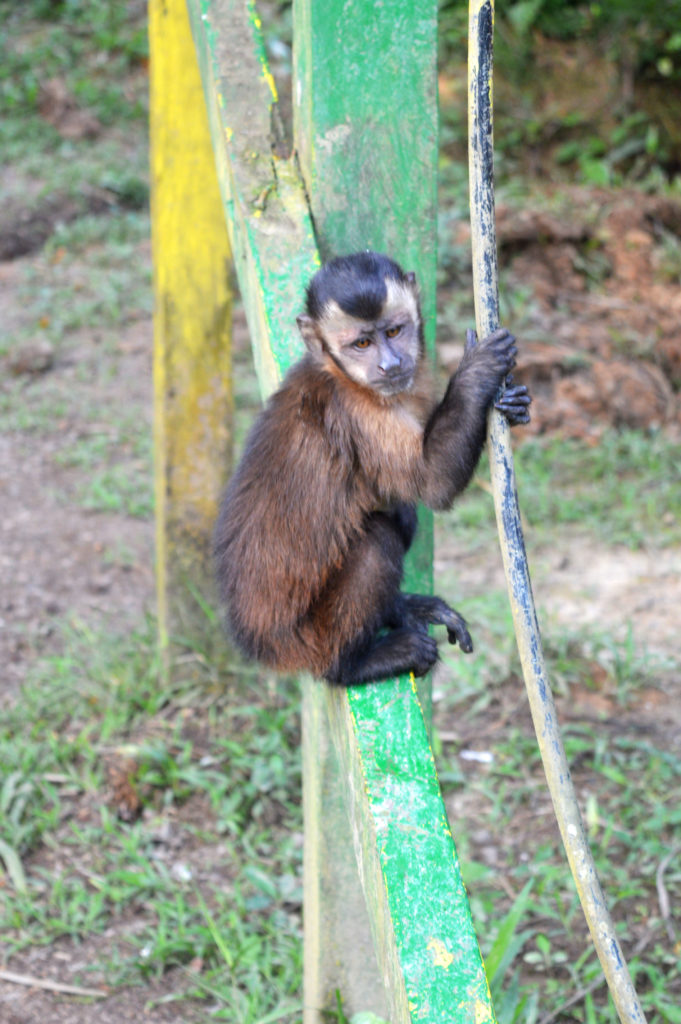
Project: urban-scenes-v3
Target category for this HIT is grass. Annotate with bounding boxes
[0,210,152,357]
[2,589,679,1020]
[0,1,147,135]
[0,619,304,1021]
[439,429,681,552]
[428,557,681,1024]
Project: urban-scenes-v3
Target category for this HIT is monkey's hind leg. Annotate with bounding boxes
[319,508,437,686]
[325,627,439,687]
[395,593,474,653]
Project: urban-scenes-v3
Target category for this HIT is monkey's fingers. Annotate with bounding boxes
[481,327,515,348]
[496,407,531,426]
[500,410,531,426]
[481,331,518,375]
[464,327,478,353]
[496,385,532,425]
[496,384,531,407]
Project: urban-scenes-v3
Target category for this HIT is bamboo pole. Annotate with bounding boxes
[468,3,648,1022]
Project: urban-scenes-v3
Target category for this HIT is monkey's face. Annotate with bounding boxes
[299,278,422,397]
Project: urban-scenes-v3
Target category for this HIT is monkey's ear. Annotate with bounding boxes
[297,314,323,355]
[405,271,417,287]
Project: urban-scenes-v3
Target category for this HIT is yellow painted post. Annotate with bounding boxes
[149,0,233,653]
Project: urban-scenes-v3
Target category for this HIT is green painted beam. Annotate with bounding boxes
[293,0,439,323]
[185,0,318,396]
[329,682,497,1023]
[186,2,497,1021]
[293,2,497,1021]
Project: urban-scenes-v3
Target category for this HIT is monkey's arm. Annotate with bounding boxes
[418,328,528,509]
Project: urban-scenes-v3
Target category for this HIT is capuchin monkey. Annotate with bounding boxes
[214,251,530,685]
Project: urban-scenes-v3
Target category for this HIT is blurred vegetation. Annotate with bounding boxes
[440,0,681,77]
[439,0,681,184]
[0,0,147,161]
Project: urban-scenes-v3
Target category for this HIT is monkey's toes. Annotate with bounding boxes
[409,634,439,676]
[447,621,473,653]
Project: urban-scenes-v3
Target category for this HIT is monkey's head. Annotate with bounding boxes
[297,251,422,397]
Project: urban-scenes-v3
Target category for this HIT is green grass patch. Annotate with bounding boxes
[516,430,681,547]
[0,2,147,131]
[0,209,151,360]
[432,586,681,1023]
[441,429,681,551]
[0,619,304,1021]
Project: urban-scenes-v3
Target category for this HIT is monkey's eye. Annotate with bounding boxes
[385,326,401,339]
[353,337,372,350]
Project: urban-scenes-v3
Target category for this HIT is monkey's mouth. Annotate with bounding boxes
[377,373,414,396]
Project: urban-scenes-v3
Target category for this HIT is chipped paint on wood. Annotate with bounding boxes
[326,677,497,1023]
[186,0,318,398]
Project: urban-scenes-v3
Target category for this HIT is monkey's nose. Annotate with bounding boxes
[378,351,402,375]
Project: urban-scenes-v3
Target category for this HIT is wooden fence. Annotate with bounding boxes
[149,1,498,1019]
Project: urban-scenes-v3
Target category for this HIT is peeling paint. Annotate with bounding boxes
[427,938,454,970]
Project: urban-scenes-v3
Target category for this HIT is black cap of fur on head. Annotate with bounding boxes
[305,251,408,323]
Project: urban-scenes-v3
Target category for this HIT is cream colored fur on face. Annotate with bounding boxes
[318,277,420,349]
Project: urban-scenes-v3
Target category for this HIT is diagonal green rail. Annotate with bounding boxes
[163,0,501,1020]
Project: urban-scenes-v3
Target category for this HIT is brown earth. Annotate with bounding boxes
[442,188,681,440]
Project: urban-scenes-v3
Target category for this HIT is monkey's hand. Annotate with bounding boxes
[464,326,517,377]
[495,374,531,426]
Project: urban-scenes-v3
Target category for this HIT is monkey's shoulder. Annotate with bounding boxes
[263,358,354,455]
[258,356,433,483]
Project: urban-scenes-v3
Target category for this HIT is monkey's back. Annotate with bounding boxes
[214,355,435,675]
[214,359,366,672]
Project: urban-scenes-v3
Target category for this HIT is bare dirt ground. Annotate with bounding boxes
[1,180,681,1019]
[0,287,155,703]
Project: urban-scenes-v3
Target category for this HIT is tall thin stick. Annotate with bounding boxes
[467,3,648,1021]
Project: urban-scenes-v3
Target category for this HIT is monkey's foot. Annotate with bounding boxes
[398,594,474,653]
[326,628,438,686]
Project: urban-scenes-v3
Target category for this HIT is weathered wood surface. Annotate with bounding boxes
[149,0,233,651]
[183,1,498,1020]
[185,0,318,392]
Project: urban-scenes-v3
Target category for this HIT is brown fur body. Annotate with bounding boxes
[214,252,530,685]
